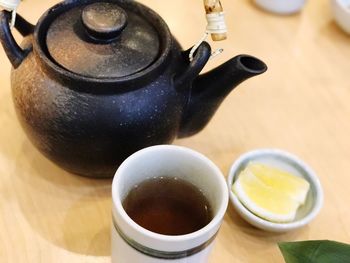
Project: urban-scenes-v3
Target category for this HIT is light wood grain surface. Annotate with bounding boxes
[1,0,350,262]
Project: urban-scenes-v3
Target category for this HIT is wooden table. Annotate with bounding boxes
[1,0,350,262]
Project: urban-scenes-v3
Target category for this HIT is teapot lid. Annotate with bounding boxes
[45,1,160,78]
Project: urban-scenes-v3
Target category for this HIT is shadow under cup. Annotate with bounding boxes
[111,145,228,263]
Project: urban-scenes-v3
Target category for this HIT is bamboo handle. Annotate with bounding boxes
[203,0,227,41]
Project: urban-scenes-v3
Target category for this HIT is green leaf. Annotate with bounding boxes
[279,240,350,263]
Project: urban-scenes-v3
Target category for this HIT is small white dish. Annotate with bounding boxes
[254,0,306,15]
[227,149,323,232]
[331,0,350,34]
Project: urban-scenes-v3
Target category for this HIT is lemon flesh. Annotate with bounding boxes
[232,163,310,223]
[248,162,310,205]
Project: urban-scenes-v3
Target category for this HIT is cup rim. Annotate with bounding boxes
[227,148,323,232]
[112,145,229,243]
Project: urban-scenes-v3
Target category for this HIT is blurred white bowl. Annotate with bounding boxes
[331,0,350,34]
[227,149,323,232]
[254,0,306,15]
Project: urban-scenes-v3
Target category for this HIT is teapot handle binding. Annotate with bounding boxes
[0,10,34,68]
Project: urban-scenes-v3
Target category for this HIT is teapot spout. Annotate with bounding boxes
[178,55,267,138]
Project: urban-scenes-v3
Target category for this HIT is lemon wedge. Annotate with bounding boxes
[232,163,310,223]
[248,162,310,205]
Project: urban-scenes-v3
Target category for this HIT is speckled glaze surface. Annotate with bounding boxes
[0,0,267,178]
[11,37,188,177]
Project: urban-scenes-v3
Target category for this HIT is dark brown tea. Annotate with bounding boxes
[123,177,213,235]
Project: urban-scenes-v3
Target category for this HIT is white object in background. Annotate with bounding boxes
[331,0,350,34]
[111,145,228,263]
[254,0,306,15]
[0,0,20,27]
[0,0,20,10]
[227,149,323,233]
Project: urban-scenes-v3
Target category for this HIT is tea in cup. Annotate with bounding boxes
[111,145,228,263]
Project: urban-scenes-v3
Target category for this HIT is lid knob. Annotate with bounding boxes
[82,2,128,41]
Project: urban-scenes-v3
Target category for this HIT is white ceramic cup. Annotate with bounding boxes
[111,145,228,263]
[254,0,306,15]
[331,0,350,34]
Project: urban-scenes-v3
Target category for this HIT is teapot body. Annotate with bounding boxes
[1,0,267,178]
[11,36,189,178]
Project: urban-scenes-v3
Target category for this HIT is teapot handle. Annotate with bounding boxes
[174,42,211,88]
[0,10,34,68]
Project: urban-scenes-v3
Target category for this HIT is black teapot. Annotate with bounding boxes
[0,0,267,178]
